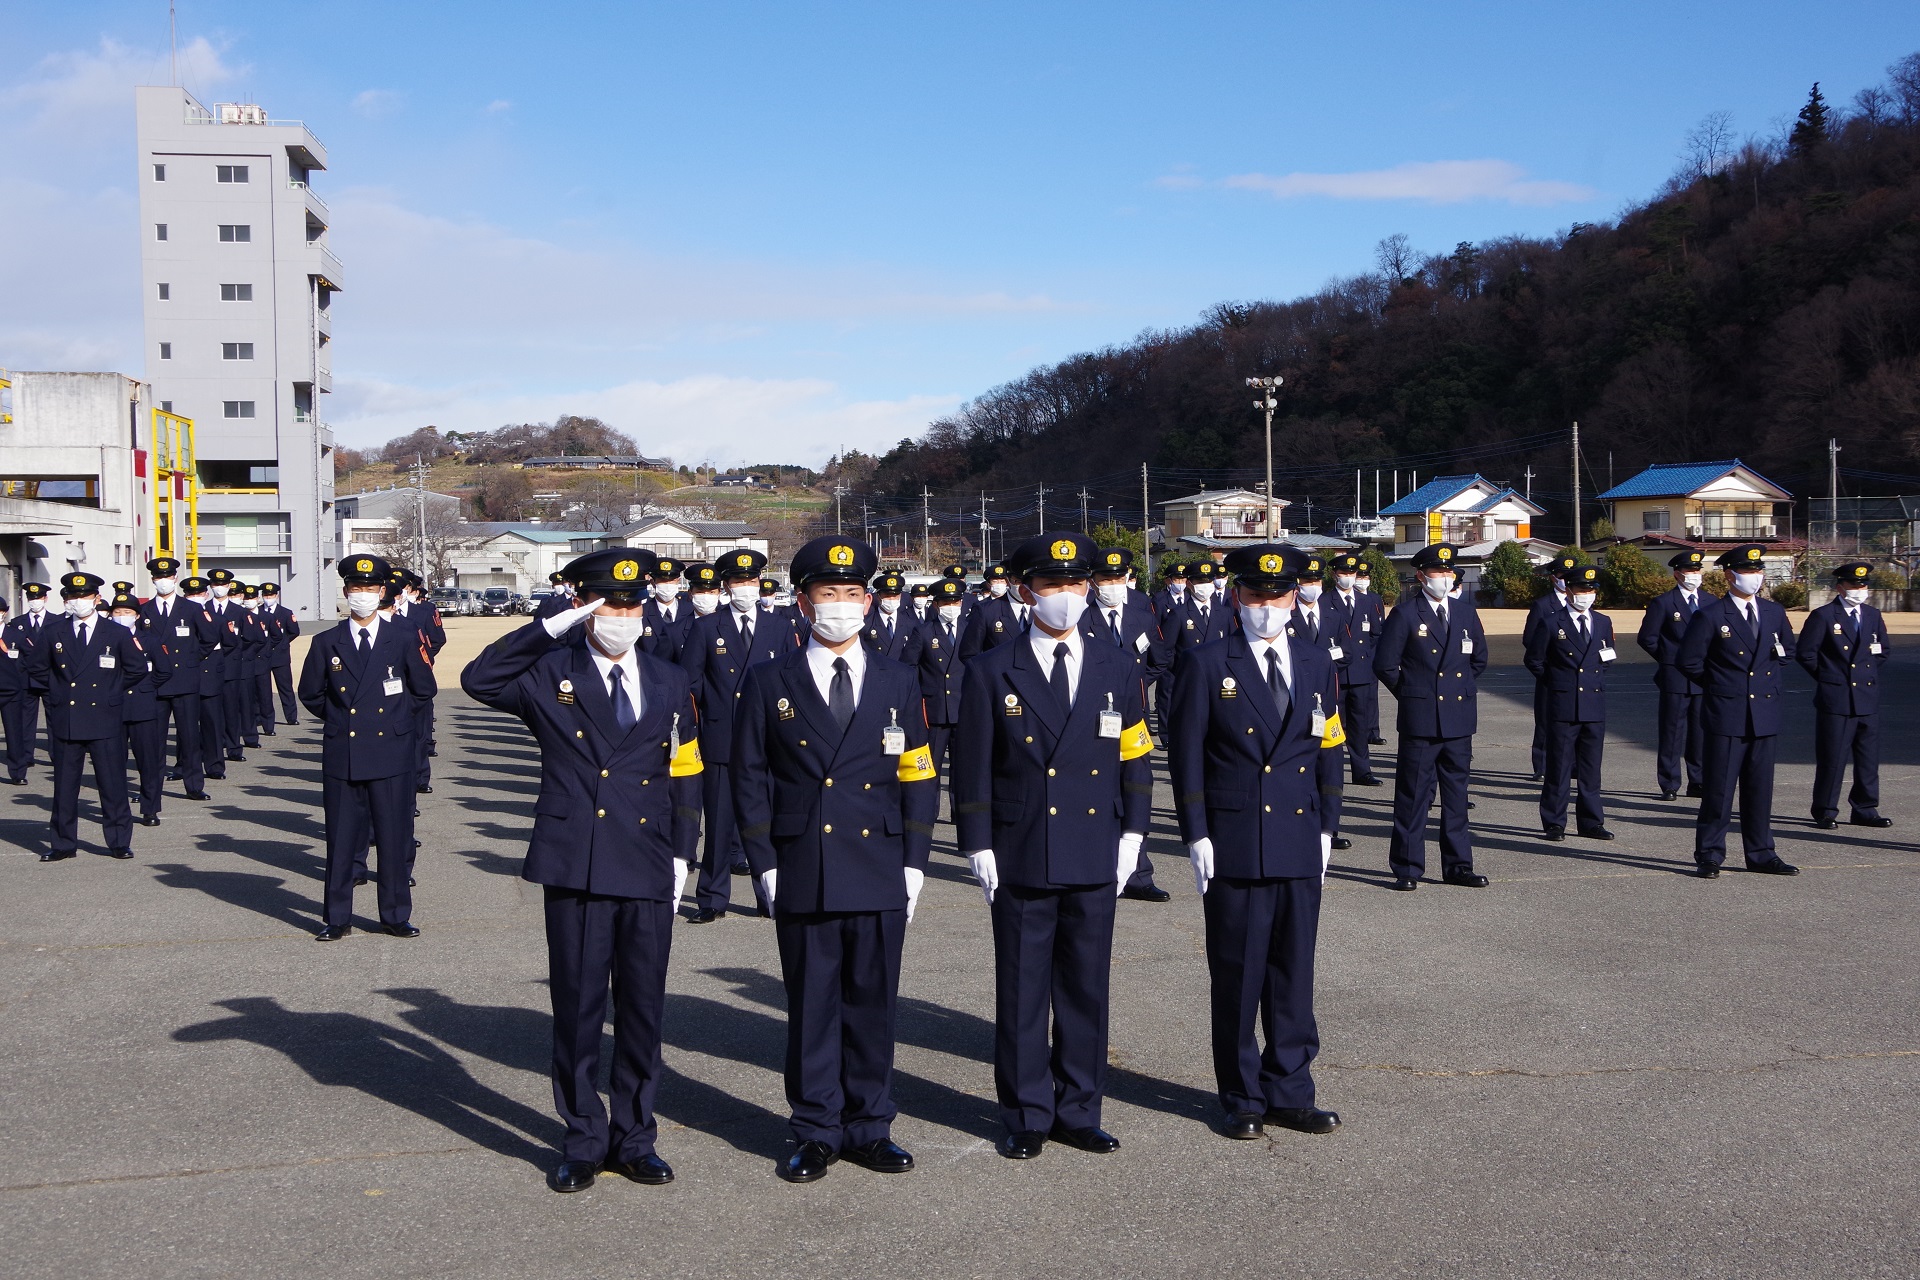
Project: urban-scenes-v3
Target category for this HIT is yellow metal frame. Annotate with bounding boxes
[152,409,201,573]
[0,371,12,423]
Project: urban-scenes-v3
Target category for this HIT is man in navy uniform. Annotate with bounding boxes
[732,536,939,1183]
[679,547,804,922]
[914,577,970,799]
[108,590,171,827]
[203,569,259,761]
[1677,544,1798,878]
[1374,543,1490,891]
[908,581,932,626]
[257,581,301,726]
[1525,564,1616,841]
[1350,559,1390,747]
[1796,562,1892,831]
[862,571,917,662]
[26,572,149,861]
[390,571,446,789]
[298,555,437,939]
[462,546,703,1193]
[140,559,213,800]
[1637,550,1709,801]
[960,563,1026,659]
[1168,560,1235,657]
[1151,561,1190,623]
[954,533,1154,1160]
[1085,547,1171,899]
[179,576,234,779]
[3,582,58,780]
[1169,544,1345,1140]
[639,557,694,666]
[1323,553,1384,787]
[683,561,723,625]
[0,597,24,785]
[1520,554,1577,782]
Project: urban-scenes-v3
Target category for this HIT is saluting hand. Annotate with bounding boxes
[542,597,604,639]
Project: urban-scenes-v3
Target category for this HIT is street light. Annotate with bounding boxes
[1245,376,1283,537]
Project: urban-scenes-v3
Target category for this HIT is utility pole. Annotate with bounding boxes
[411,454,429,581]
[1523,465,1535,502]
[833,481,845,534]
[1245,376,1283,534]
[1571,420,1582,549]
[978,492,994,568]
[921,485,933,569]
[1141,464,1150,560]
[1036,484,1049,534]
[1079,486,1090,533]
[1374,469,1380,517]
[1354,469,1362,519]
[1828,437,1841,548]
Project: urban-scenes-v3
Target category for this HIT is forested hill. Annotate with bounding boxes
[864,59,1920,542]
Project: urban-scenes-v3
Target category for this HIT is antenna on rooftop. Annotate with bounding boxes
[169,1,179,86]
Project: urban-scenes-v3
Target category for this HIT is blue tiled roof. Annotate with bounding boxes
[1379,474,1481,516]
[1595,459,1788,501]
[1469,486,1546,515]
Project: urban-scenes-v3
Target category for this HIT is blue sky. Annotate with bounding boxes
[4,2,1918,466]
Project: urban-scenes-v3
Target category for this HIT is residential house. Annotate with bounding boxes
[446,524,584,594]
[1595,459,1798,578]
[1378,474,1554,590]
[611,513,768,564]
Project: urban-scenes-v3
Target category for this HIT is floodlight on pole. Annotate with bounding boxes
[1245,376,1284,536]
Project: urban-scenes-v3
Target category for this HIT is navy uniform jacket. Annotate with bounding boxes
[1323,588,1384,684]
[916,614,967,724]
[732,648,938,914]
[118,619,175,721]
[25,616,149,740]
[1167,634,1346,879]
[1150,587,1188,626]
[1676,594,1790,737]
[297,618,437,781]
[259,603,299,664]
[1521,590,1569,652]
[394,602,441,656]
[1795,600,1888,717]
[952,635,1153,887]
[959,595,1026,659]
[3,615,53,694]
[1083,595,1170,683]
[677,607,804,764]
[1167,597,1236,655]
[1636,587,1706,694]
[639,599,694,666]
[186,600,229,693]
[861,607,919,664]
[0,619,22,695]
[462,621,703,899]
[138,597,217,697]
[1288,601,1348,675]
[1523,605,1615,723]
[1374,594,1490,738]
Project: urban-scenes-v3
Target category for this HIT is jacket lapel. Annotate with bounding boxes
[781,652,841,750]
[1224,635,1280,735]
[568,644,626,747]
[828,660,895,772]
[1006,638,1063,736]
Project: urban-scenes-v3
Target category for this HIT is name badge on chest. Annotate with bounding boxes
[99,653,116,669]
[1870,640,1883,654]
[1460,638,1474,655]
[882,707,906,756]
[1003,693,1022,716]
[1310,694,1327,740]
[383,666,405,697]
[1328,644,1344,660]
[1599,645,1617,662]
[1361,619,1371,632]
[776,695,795,721]
[1416,623,1428,637]
[176,625,191,637]
[1099,691,1122,739]
[1772,638,1787,659]
[1219,676,1238,699]
[556,677,575,705]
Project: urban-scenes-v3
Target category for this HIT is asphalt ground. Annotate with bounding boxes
[2,615,1917,1279]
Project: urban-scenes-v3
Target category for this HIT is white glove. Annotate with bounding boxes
[1188,838,1214,896]
[672,857,690,906]
[904,866,925,922]
[966,850,998,904]
[542,597,604,638]
[758,869,778,912]
[1320,833,1333,884]
[1115,831,1144,897]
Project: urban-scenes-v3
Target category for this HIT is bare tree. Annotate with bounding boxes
[1889,51,1920,125]
[370,499,489,588]
[1851,86,1891,137]
[1374,233,1415,284]
[1681,110,1735,180]
[563,472,671,532]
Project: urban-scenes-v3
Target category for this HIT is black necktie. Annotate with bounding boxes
[1302,610,1318,644]
[1577,613,1589,642]
[1050,642,1073,713]
[829,657,854,733]
[79,622,91,648]
[1683,593,1697,613]
[357,627,371,656]
[1108,609,1123,646]
[609,664,636,731]
[1265,648,1290,720]
[1844,608,1858,639]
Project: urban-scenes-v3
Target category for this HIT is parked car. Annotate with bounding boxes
[479,587,516,617]
[430,587,479,617]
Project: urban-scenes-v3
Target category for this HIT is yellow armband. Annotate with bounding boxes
[669,739,704,777]
[1320,710,1346,748]
[1119,719,1154,761]
[897,744,937,782]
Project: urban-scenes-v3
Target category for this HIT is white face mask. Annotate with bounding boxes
[210,584,230,599]
[1422,574,1454,600]
[1569,592,1597,612]
[1297,581,1323,604]
[1841,587,1870,605]
[879,595,900,614]
[68,597,98,619]
[1191,581,1216,602]
[1355,577,1371,592]
[1730,572,1764,597]
[27,599,46,615]
[690,591,720,615]
[1027,588,1088,633]
[807,600,866,644]
[937,603,962,622]
[728,584,759,611]
[1678,572,1703,590]
[113,614,139,631]
[152,577,178,596]
[652,581,682,602]
[1333,574,1356,592]
[345,591,382,619]
[1238,603,1290,640]
[589,613,646,657]
[988,580,1008,597]
[1094,582,1128,609]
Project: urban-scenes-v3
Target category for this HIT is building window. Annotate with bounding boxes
[223,401,256,419]
[1642,508,1671,532]
[216,165,250,183]
[153,163,167,181]
[199,460,280,488]
[159,343,172,360]
[218,224,251,243]
[221,342,255,360]
[155,224,168,241]
[220,283,254,302]
[160,401,172,413]
[157,283,170,300]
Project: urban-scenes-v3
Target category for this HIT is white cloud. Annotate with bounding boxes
[484,99,512,114]
[351,88,403,119]
[1222,160,1594,206]
[2,37,243,144]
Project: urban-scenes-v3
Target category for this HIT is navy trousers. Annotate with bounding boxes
[1656,688,1704,794]
[271,661,299,723]
[255,671,277,735]
[49,732,132,852]
[1203,876,1322,1116]
[1540,719,1606,832]
[1811,712,1880,822]
[321,772,415,927]
[697,759,743,912]
[414,700,434,788]
[199,687,229,774]
[158,692,204,791]
[224,676,258,750]
[2,688,36,779]
[1529,679,1548,776]
[1342,680,1379,780]
[990,882,1116,1134]
[1694,732,1777,868]
[543,887,673,1163]
[774,908,906,1148]
[1388,734,1474,879]
[126,717,165,818]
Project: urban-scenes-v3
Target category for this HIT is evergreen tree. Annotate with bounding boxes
[1789,82,1830,158]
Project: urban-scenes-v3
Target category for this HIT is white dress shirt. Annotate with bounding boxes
[347,614,383,650]
[1028,623,1084,703]
[1246,633,1294,693]
[589,644,643,718]
[806,636,866,709]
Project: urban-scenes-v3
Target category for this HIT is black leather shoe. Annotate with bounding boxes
[1390,877,1419,891]
[40,850,77,862]
[314,924,352,941]
[998,1130,1047,1160]
[2,777,25,786]
[548,1160,601,1193]
[1330,836,1353,850]
[185,790,210,801]
[204,773,224,781]
[425,746,435,756]
[138,815,161,827]
[107,847,133,859]
[1121,884,1171,902]
[1660,790,1678,801]
[1686,783,1705,798]
[353,876,370,887]
[226,751,244,762]
[780,1141,839,1183]
[383,923,421,938]
[1467,800,1476,809]
[165,771,183,782]
[1048,1123,1119,1154]
[1528,773,1544,783]
[1351,775,1383,787]
[1266,1106,1341,1135]
[1442,869,1490,888]
[606,1153,673,1184]
[687,908,723,924]
[842,1138,914,1173]
[1851,815,1893,828]
[1577,828,1615,841]
[1812,818,1839,829]
[1748,859,1800,876]
[1542,825,1566,842]
[731,862,752,875]
[416,784,432,794]
[1222,1112,1264,1140]
[1368,736,1387,746]
[1695,865,1721,879]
